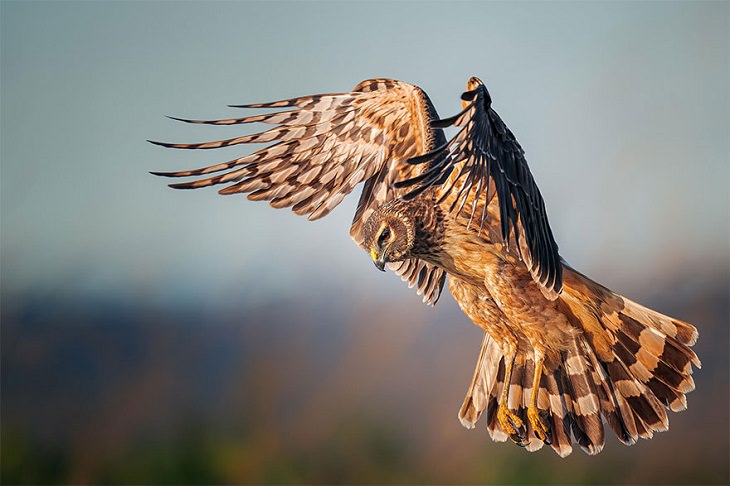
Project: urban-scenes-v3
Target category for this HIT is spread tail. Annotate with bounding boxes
[459,265,700,457]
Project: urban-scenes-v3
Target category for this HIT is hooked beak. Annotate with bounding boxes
[370,248,386,272]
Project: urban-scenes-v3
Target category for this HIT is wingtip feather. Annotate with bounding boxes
[168,182,198,189]
[147,139,189,149]
[150,170,179,178]
[165,115,198,124]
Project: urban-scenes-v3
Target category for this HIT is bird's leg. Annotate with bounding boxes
[527,347,551,443]
[496,340,525,442]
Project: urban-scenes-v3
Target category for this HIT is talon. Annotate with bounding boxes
[540,410,552,445]
[528,406,551,444]
[498,405,525,442]
[510,433,528,447]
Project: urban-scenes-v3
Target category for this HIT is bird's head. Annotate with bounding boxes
[362,199,416,272]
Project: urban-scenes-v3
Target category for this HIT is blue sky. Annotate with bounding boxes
[2,1,728,307]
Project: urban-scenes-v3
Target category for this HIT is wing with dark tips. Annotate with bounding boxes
[396,77,562,298]
[151,78,447,304]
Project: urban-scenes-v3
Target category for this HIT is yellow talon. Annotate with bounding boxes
[528,406,550,442]
[497,404,524,437]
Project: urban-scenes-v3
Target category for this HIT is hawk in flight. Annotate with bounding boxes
[151,77,699,456]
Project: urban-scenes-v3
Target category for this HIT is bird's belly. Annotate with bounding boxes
[437,226,578,363]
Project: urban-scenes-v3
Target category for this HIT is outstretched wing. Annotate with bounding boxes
[151,78,446,304]
[396,76,562,299]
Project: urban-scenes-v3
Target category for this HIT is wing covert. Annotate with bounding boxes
[151,78,448,304]
[396,76,562,298]
[151,79,425,221]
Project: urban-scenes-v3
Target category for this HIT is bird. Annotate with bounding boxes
[150,76,700,457]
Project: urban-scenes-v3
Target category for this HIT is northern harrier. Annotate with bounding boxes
[151,77,699,456]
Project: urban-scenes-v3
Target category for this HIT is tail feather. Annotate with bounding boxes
[620,298,698,347]
[615,313,698,384]
[459,333,501,428]
[486,360,509,442]
[458,265,699,457]
[562,340,605,454]
[543,370,573,457]
[583,341,634,445]
[561,265,698,443]
[520,357,545,452]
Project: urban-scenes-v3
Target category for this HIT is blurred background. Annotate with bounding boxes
[2,1,728,484]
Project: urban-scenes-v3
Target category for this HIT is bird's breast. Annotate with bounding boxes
[431,223,500,286]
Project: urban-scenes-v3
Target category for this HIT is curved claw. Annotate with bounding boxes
[510,435,528,447]
[528,407,552,444]
[498,405,527,444]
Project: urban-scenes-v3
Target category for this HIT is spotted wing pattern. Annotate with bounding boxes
[397,77,562,299]
[151,78,446,304]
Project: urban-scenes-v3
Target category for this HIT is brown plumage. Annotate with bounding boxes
[151,78,447,304]
[151,76,700,457]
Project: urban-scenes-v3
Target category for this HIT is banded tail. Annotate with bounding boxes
[459,266,700,457]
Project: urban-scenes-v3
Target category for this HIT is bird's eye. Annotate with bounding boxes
[378,227,391,247]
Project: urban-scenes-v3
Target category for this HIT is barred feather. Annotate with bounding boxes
[459,333,502,428]
[458,265,699,457]
[387,258,446,306]
[519,357,546,452]
[152,78,448,305]
[543,370,573,457]
[396,76,562,299]
[485,360,509,443]
[562,339,605,454]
